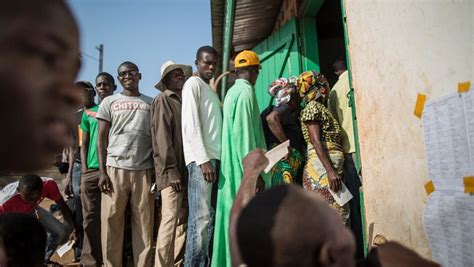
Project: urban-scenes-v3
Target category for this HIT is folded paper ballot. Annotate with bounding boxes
[56,240,75,258]
[264,140,290,173]
[50,240,75,265]
[329,182,353,206]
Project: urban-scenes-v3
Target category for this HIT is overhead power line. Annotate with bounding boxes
[81,52,99,62]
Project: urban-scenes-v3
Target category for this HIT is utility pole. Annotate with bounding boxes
[96,44,104,73]
[95,44,104,103]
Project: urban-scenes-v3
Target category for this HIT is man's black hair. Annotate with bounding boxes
[196,46,219,61]
[235,65,259,76]
[76,81,96,96]
[96,72,115,84]
[118,61,139,72]
[0,213,46,267]
[237,185,337,267]
[237,186,287,266]
[333,58,347,72]
[18,173,43,193]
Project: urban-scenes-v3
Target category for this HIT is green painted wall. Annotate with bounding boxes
[300,16,320,72]
[253,19,303,111]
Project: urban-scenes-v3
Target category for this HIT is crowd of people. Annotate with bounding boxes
[0,1,440,267]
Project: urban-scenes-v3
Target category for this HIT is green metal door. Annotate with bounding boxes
[253,19,303,112]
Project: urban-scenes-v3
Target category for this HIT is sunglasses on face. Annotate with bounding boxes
[118,70,138,77]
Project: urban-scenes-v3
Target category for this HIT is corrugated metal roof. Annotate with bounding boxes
[232,0,283,51]
[210,0,225,54]
[211,0,284,54]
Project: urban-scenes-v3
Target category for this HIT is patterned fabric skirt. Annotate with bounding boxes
[303,143,350,225]
[270,145,304,185]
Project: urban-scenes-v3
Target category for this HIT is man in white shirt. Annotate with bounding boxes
[181,46,222,267]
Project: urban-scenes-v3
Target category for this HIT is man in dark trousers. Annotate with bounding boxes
[328,58,364,258]
[80,72,116,266]
[65,80,96,262]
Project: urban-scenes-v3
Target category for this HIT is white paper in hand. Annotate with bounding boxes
[264,140,290,173]
[150,183,157,194]
[56,240,75,258]
[328,182,353,206]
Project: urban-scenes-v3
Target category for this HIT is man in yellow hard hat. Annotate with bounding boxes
[211,50,269,267]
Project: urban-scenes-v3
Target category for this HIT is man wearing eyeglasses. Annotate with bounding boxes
[96,61,155,267]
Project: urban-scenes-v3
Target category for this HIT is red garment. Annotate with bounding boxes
[0,178,62,213]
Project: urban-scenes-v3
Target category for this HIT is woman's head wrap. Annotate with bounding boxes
[297,71,330,106]
[267,77,297,106]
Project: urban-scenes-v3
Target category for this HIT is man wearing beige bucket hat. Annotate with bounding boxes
[151,60,192,267]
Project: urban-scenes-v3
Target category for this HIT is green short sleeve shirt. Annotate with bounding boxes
[80,105,99,169]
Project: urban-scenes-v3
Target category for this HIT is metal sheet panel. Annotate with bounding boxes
[211,0,284,53]
[253,19,302,111]
[211,0,225,54]
[232,0,284,51]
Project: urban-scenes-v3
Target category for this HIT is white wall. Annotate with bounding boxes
[344,0,473,258]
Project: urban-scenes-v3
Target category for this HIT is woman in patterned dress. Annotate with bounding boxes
[297,70,350,224]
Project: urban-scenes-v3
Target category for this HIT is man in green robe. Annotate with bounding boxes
[211,50,269,267]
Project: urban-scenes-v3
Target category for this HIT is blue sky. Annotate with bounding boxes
[68,0,212,97]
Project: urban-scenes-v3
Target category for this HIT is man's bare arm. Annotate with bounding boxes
[57,198,77,241]
[97,119,113,194]
[307,122,342,192]
[64,146,75,196]
[266,110,288,144]
[81,133,90,173]
[229,149,269,267]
